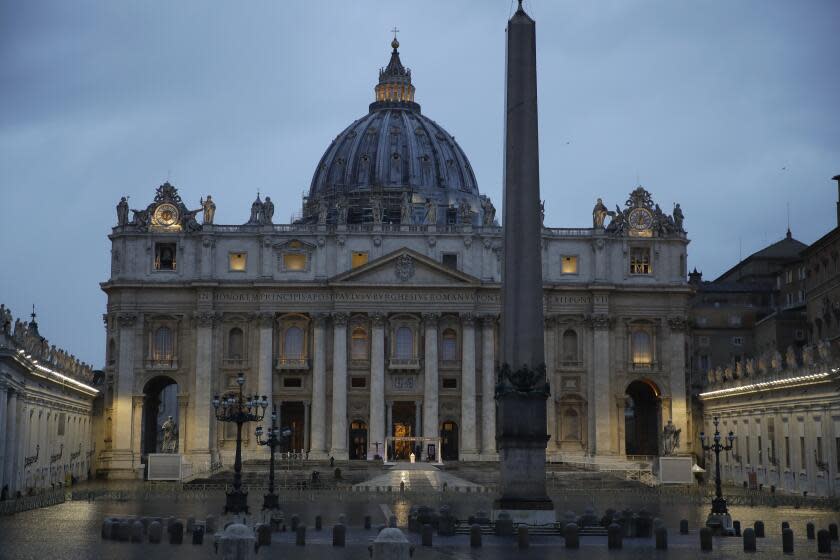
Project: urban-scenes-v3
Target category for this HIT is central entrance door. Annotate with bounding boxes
[280,401,306,453]
[349,420,368,460]
[441,421,459,460]
[624,380,661,457]
[391,401,417,460]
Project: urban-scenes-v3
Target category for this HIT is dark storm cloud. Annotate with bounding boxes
[1,0,838,365]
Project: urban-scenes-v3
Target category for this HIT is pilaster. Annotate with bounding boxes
[329,312,349,459]
[309,313,328,458]
[369,313,386,459]
[480,315,497,457]
[459,314,478,458]
[422,313,439,439]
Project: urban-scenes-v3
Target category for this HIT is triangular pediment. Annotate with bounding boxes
[329,248,480,286]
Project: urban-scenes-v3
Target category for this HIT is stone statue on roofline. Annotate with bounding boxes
[592,198,609,228]
[371,196,384,224]
[262,196,275,225]
[480,196,496,226]
[802,344,815,366]
[673,203,684,232]
[424,198,437,225]
[785,345,798,370]
[317,198,329,225]
[770,350,783,371]
[818,339,832,363]
[248,195,263,225]
[116,197,129,226]
[400,192,413,224]
[200,195,216,224]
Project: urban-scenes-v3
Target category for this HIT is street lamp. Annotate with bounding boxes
[699,416,736,535]
[255,406,292,511]
[213,373,268,514]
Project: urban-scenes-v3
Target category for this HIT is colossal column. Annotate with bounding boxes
[0,385,7,487]
[131,396,143,457]
[256,312,274,454]
[112,313,138,475]
[368,313,386,459]
[329,312,349,460]
[309,314,328,458]
[668,316,689,452]
[495,0,553,520]
[591,314,613,454]
[459,314,478,459]
[422,313,439,439]
[481,315,497,456]
[191,311,215,459]
[544,315,557,453]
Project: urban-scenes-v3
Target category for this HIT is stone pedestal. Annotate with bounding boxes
[147,453,183,481]
[658,456,693,484]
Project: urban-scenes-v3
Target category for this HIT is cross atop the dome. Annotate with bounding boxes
[391,26,399,40]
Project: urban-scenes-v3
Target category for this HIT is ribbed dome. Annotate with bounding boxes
[303,39,484,226]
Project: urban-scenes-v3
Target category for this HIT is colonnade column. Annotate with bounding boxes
[329,312,349,460]
[131,396,143,460]
[0,386,7,488]
[459,314,478,459]
[256,312,274,455]
[422,313,439,439]
[113,313,138,472]
[544,315,557,454]
[480,315,497,456]
[368,313,385,460]
[16,404,30,491]
[309,314,328,458]
[590,314,613,455]
[191,312,215,460]
[667,316,690,453]
[4,391,17,490]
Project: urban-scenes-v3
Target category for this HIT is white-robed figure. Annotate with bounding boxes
[161,415,178,453]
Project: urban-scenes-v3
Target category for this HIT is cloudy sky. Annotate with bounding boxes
[1,0,838,366]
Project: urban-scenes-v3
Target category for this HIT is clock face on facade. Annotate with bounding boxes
[628,207,653,232]
[153,203,180,228]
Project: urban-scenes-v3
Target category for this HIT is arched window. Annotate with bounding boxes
[284,327,304,359]
[562,329,578,363]
[153,327,173,360]
[563,408,581,440]
[441,328,458,362]
[395,327,413,359]
[228,328,244,360]
[351,328,368,360]
[631,330,652,365]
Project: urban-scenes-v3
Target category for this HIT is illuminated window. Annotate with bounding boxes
[351,252,369,268]
[351,328,368,360]
[228,328,244,360]
[441,329,458,361]
[229,252,247,272]
[284,327,304,359]
[153,327,174,361]
[395,327,413,359]
[561,256,578,274]
[154,242,177,271]
[631,330,652,366]
[283,253,307,271]
[629,247,651,275]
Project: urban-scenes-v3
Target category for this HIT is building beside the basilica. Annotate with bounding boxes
[98,39,693,479]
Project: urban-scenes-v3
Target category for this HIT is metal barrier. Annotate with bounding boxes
[0,489,66,516]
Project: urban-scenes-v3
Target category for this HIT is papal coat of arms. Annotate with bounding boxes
[394,254,415,282]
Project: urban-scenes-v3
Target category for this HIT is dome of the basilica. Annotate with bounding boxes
[302,39,489,226]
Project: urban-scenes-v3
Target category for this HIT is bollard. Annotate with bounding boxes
[148,521,163,544]
[422,524,433,546]
[517,526,529,549]
[655,526,667,550]
[807,522,815,540]
[781,521,789,532]
[743,528,756,552]
[608,523,623,549]
[191,525,204,545]
[830,523,839,541]
[679,519,689,534]
[781,527,793,554]
[315,515,322,531]
[333,523,346,547]
[101,519,114,540]
[168,520,184,545]
[131,521,144,543]
[818,529,832,553]
[256,524,271,549]
[117,521,131,542]
[754,521,765,538]
[205,515,217,534]
[291,514,300,531]
[389,515,397,528]
[495,513,513,537]
[700,527,712,551]
[470,524,482,548]
[295,525,306,546]
[364,515,372,530]
[400,481,405,493]
[733,520,741,537]
[186,517,195,533]
[565,523,579,549]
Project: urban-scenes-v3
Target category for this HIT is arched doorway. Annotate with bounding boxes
[624,380,660,457]
[441,421,459,461]
[349,420,368,460]
[141,376,178,456]
[391,401,418,460]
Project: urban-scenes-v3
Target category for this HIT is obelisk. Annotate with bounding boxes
[494,0,554,523]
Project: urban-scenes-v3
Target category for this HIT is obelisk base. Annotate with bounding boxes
[492,500,556,526]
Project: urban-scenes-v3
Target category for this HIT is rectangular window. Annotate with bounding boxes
[282,377,302,388]
[283,253,307,271]
[351,251,368,268]
[746,435,751,464]
[561,255,578,274]
[630,247,651,275]
[785,436,790,468]
[786,269,793,284]
[800,436,806,470]
[757,435,763,465]
[229,252,247,272]
[154,242,177,271]
[732,336,744,346]
[351,377,367,388]
[441,253,458,270]
[442,378,458,389]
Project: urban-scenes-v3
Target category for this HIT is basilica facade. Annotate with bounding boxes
[99,39,693,478]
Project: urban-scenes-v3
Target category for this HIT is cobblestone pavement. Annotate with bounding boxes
[1,485,839,559]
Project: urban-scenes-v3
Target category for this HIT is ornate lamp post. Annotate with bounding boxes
[255,406,292,511]
[213,373,267,514]
[700,416,736,535]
